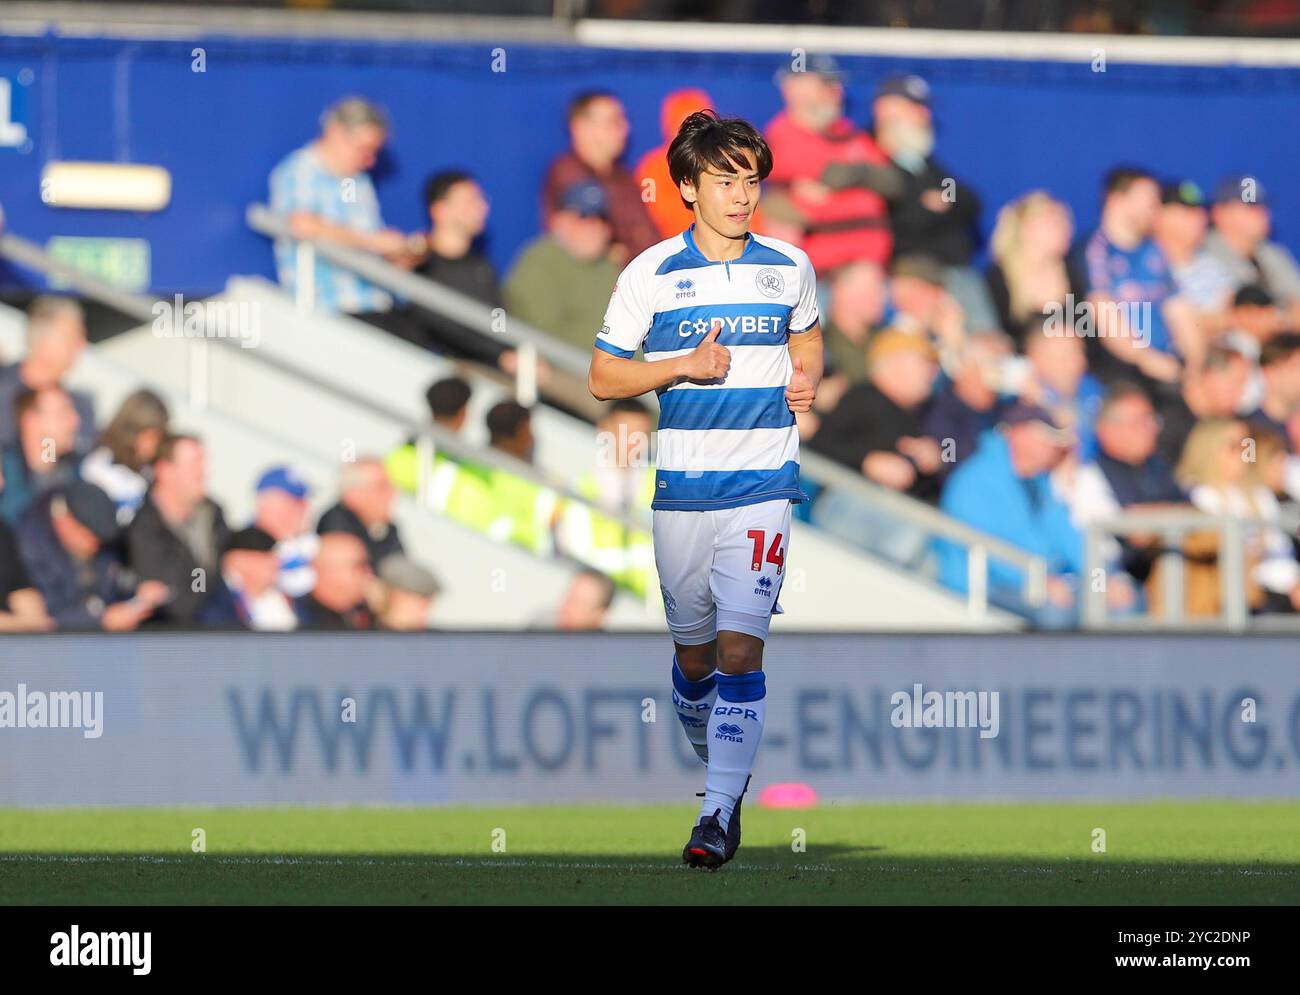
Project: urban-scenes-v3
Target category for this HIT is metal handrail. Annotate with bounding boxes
[248,203,592,381]
[245,204,1051,609]
[0,228,649,539]
[1082,505,1300,631]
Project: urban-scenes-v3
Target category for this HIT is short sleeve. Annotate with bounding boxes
[355,175,384,233]
[594,261,651,358]
[790,252,820,333]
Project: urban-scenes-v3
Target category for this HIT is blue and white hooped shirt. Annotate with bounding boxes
[595,225,820,512]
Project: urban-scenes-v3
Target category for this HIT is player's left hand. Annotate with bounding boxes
[785,358,816,413]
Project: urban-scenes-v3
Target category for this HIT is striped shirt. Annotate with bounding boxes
[268,145,393,315]
[595,225,819,512]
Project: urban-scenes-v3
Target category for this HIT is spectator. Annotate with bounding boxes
[1153,180,1234,325]
[375,554,441,631]
[936,404,1084,627]
[1203,175,1300,326]
[1246,332,1300,444]
[813,330,942,501]
[986,191,1083,347]
[0,386,82,525]
[557,399,656,597]
[762,55,892,274]
[488,401,536,470]
[0,296,96,453]
[1155,340,1251,468]
[1020,326,1106,461]
[426,375,472,434]
[126,434,230,625]
[505,180,621,354]
[485,401,559,555]
[316,457,404,567]
[828,74,995,329]
[406,170,504,361]
[1177,418,1300,614]
[810,331,941,566]
[384,376,473,495]
[1223,285,1285,412]
[78,388,169,526]
[17,482,167,631]
[269,98,421,324]
[252,465,317,599]
[821,260,889,387]
[1070,382,1185,588]
[923,330,1015,480]
[634,88,714,240]
[886,254,967,361]
[542,91,659,261]
[1077,166,1200,383]
[1222,285,1284,363]
[1253,421,1300,504]
[198,527,298,631]
[554,568,617,631]
[0,516,52,631]
[296,531,374,630]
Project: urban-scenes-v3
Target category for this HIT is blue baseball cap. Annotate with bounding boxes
[774,53,845,83]
[1001,402,1076,446]
[876,74,931,107]
[255,465,311,500]
[1213,174,1269,207]
[558,180,609,219]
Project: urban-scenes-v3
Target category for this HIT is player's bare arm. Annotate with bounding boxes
[588,320,731,400]
[785,322,824,413]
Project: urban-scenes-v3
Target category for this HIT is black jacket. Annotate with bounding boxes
[14,493,136,629]
[811,380,941,503]
[316,502,404,567]
[126,494,230,624]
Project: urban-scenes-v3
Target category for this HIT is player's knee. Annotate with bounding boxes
[715,632,763,675]
[675,641,716,680]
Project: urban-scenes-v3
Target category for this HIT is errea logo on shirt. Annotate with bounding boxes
[678,315,784,337]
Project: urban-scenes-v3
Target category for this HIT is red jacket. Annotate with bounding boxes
[764,112,892,273]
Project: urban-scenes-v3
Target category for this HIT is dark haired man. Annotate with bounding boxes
[426,375,472,434]
[409,170,504,360]
[542,91,658,260]
[126,433,230,625]
[1076,166,1200,384]
[0,386,82,526]
[588,109,823,870]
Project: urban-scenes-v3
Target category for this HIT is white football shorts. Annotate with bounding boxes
[652,498,792,645]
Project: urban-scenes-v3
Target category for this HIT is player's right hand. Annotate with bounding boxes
[684,320,731,381]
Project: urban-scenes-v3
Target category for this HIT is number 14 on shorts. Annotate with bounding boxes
[747,530,785,573]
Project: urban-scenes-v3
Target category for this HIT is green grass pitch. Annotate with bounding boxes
[2,801,1298,905]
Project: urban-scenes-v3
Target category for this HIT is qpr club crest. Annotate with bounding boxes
[755,267,784,298]
[660,585,677,618]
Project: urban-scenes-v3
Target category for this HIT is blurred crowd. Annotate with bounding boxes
[5,56,1300,632]
[0,299,622,632]
[264,67,1300,626]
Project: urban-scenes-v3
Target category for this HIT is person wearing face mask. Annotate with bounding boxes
[820,75,996,332]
